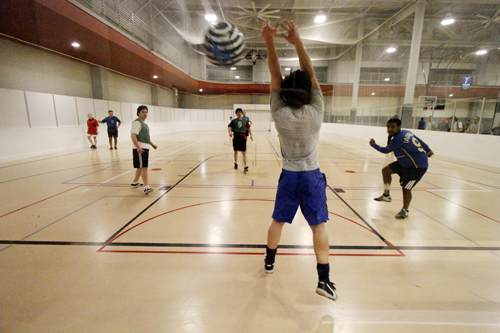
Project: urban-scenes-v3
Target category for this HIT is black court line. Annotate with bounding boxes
[266,137,280,158]
[328,185,393,247]
[0,149,93,169]
[428,170,500,191]
[431,156,500,175]
[103,155,220,243]
[0,240,499,251]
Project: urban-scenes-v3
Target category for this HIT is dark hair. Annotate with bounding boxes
[108,110,113,113]
[137,105,148,115]
[387,118,401,127]
[280,70,312,108]
[386,118,402,144]
[235,108,243,114]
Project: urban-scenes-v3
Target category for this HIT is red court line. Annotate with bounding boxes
[330,212,404,256]
[426,191,500,224]
[97,199,275,251]
[99,199,403,256]
[0,185,81,219]
[98,249,404,257]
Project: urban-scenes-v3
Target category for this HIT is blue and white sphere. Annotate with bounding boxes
[204,22,245,66]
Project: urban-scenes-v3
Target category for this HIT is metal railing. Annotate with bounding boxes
[324,98,500,135]
[68,0,187,73]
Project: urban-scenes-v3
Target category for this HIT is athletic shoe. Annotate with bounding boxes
[131,182,143,188]
[144,186,153,194]
[114,146,118,149]
[234,163,238,169]
[316,281,338,301]
[264,262,274,274]
[92,145,96,149]
[395,208,409,219]
[109,147,113,150]
[244,166,249,173]
[374,194,392,202]
[264,255,274,274]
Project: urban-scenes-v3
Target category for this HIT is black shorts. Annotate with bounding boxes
[232,135,247,152]
[107,128,118,138]
[389,161,427,190]
[133,149,149,168]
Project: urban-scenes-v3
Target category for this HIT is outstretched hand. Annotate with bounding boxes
[279,21,300,45]
[369,138,375,146]
[260,19,277,41]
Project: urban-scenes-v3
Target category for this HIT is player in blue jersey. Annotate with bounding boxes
[370,118,434,219]
[101,110,121,150]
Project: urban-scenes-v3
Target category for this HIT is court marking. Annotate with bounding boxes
[266,137,281,166]
[0,185,81,219]
[426,190,500,224]
[0,163,125,184]
[95,198,401,256]
[0,240,498,252]
[103,155,220,243]
[0,196,105,253]
[409,206,480,246]
[0,149,98,169]
[62,135,218,185]
[1,131,499,258]
[327,185,400,252]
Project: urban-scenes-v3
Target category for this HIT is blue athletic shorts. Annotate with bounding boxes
[272,168,329,226]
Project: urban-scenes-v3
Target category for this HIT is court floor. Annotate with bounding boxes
[1,130,500,333]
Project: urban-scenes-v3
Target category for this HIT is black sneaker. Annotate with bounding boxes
[109,147,113,150]
[131,182,143,188]
[244,166,249,173]
[316,281,338,301]
[114,146,118,149]
[234,163,238,169]
[264,260,274,274]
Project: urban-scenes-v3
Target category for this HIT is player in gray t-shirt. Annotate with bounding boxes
[261,19,337,301]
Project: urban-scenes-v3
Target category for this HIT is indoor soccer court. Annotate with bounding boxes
[1,130,500,332]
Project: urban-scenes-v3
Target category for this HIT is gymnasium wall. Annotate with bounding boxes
[0,38,93,98]
[320,123,500,168]
[0,87,273,162]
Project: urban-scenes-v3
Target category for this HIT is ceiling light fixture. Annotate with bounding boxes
[205,13,217,22]
[386,46,397,53]
[153,75,158,79]
[235,76,240,79]
[371,92,376,96]
[71,42,80,48]
[476,49,488,55]
[231,67,237,70]
[449,94,454,97]
[315,11,326,24]
[285,67,291,71]
[199,89,203,92]
[384,78,390,81]
[441,13,455,26]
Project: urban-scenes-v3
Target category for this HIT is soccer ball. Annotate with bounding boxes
[204,22,246,66]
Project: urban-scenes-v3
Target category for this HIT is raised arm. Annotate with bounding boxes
[260,19,282,94]
[279,21,320,91]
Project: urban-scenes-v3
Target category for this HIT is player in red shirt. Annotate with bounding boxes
[87,113,99,149]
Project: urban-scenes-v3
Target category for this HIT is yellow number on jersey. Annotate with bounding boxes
[412,137,425,152]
